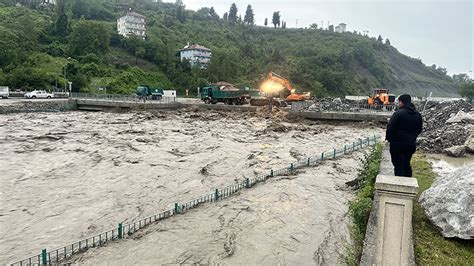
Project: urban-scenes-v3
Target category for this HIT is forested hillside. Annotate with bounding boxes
[0,0,460,96]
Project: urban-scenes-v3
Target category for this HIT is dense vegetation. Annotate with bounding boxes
[0,0,463,96]
[345,144,382,265]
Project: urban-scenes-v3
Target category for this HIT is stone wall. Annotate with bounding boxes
[0,100,76,114]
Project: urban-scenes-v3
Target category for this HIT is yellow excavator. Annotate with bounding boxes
[367,88,396,106]
[266,72,311,102]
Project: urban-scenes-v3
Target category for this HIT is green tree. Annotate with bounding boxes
[385,38,391,46]
[68,19,110,57]
[272,11,280,28]
[71,0,90,19]
[53,0,69,37]
[453,73,471,84]
[377,35,383,42]
[459,82,474,102]
[244,4,254,25]
[176,0,186,23]
[228,3,238,23]
[223,12,228,21]
[309,23,318,30]
[264,18,268,26]
[209,7,219,20]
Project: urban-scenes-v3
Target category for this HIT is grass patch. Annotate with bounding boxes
[344,143,383,265]
[411,154,474,265]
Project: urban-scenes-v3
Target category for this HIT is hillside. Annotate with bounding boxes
[0,0,460,97]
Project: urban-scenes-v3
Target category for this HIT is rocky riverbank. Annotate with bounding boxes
[417,100,473,156]
[0,99,73,114]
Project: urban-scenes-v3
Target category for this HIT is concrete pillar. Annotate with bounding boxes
[374,175,418,266]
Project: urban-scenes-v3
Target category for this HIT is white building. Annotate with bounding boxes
[335,23,347,33]
[180,44,212,69]
[117,11,146,39]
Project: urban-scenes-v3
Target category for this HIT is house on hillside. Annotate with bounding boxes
[117,11,146,39]
[179,43,212,69]
[335,23,347,33]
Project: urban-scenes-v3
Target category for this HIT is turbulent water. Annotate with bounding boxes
[0,109,383,264]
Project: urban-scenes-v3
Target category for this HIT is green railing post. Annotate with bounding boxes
[344,145,347,154]
[246,178,250,188]
[321,152,324,161]
[174,203,180,214]
[290,163,294,171]
[215,189,219,201]
[41,249,47,266]
[118,223,123,239]
[366,137,369,145]
[353,142,355,150]
[307,157,311,166]
[359,138,362,147]
[333,148,336,158]
[270,169,274,177]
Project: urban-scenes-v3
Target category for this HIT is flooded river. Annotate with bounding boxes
[0,109,382,264]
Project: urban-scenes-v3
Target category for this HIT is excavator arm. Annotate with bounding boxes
[267,72,310,101]
[268,72,293,92]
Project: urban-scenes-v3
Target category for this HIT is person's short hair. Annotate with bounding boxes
[398,94,411,104]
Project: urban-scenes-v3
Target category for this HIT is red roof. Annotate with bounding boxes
[181,44,211,52]
[127,11,145,18]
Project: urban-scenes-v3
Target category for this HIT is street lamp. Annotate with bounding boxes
[64,57,72,92]
[68,81,73,97]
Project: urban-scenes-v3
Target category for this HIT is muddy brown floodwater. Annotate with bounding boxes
[0,109,383,264]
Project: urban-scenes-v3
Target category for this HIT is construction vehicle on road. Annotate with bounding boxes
[367,88,396,106]
[267,72,311,102]
[249,72,310,107]
[136,85,164,100]
[200,85,248,105]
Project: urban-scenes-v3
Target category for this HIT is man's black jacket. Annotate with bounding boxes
[386,103,423,148]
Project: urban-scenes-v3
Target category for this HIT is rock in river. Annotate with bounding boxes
[444,145,466,157]
[419,164,474,240]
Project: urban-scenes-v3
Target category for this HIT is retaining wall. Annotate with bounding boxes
[360,144,417,265]
[74,99,258,112]
[0,100,75,114]
[289,110,392,123]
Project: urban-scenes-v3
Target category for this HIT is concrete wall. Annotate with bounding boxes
[0,100,75,114]
[289,110,392,123]
[73,99,258,113]
[360,145,418,266]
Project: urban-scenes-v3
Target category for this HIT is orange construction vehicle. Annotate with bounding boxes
[266,72,311,102]
[367,88,396,106]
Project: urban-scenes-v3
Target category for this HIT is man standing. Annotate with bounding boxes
[386,94,423,177]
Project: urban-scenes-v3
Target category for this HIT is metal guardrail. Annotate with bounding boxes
[9,135,381,265]
[70,93,177,104]
[291,101,397,113]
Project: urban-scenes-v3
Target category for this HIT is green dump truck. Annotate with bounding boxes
[200,85,248,105]
[136,85,164,100]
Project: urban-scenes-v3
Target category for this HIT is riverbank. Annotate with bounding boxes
[412,154,474,265]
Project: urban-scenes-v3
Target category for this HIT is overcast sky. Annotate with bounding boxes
[164,0,473,77]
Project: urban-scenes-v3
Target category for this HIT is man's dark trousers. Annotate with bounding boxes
[389,145,416,177]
